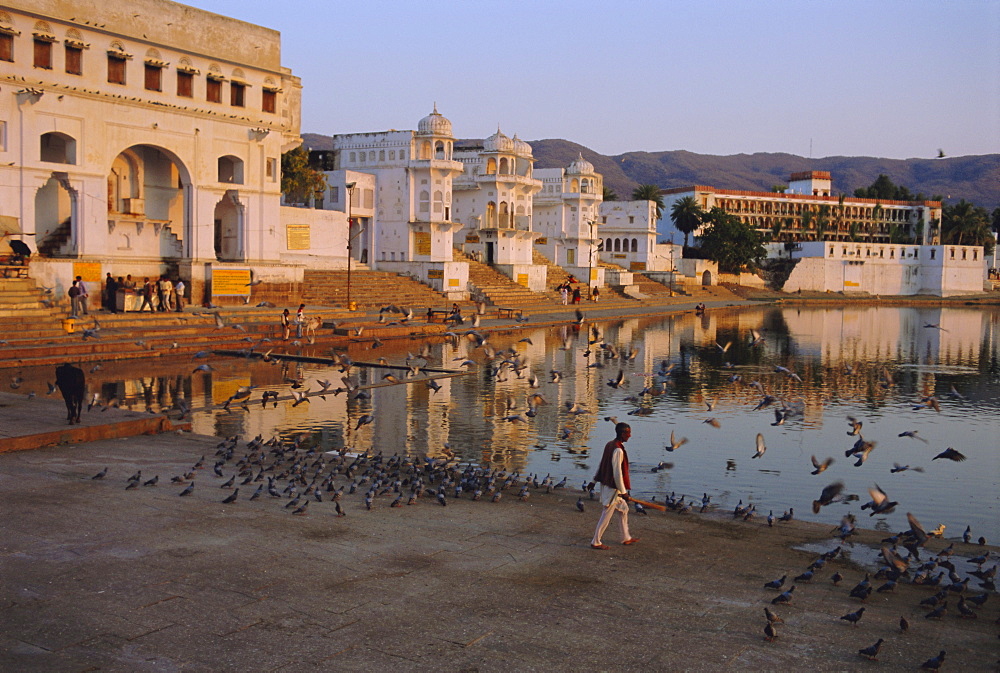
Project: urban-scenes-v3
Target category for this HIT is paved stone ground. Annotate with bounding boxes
[1,429,997,672]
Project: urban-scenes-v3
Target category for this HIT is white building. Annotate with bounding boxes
[533,154,605,286]
[451,129,546,292]
[326,107,469,299]
[0,0,322,304]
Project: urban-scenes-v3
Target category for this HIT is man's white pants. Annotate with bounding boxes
[591,488,631,545]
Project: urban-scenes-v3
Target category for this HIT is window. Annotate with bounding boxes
[144,63,162,91]
[930,249,936,260]
[230,82,245,107]
[217,155,244,184]
[34,39,52,69]
[262,88,276,113]
[266,158,277,181]
[206,77,222,103]
[177,70,193,97]
[40,132,76,164]
[65,44,82,74]
[0,121,6,151]
[0,34,12,62]
[108,54,127,84]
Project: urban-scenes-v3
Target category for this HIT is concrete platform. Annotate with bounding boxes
[0,392,189,453]
[0,431,996,671]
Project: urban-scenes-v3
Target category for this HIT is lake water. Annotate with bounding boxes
[44,304,1000,541]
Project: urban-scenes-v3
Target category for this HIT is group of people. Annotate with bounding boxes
[280,304,307,340]
[68,274,186,317]
[558,278,600,305]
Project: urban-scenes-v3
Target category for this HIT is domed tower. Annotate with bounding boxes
[450,127,545,291]
[415,104,455,161]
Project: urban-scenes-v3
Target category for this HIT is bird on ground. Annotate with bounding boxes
[810,455,834,474]
[763,622,778,642]
[924,602,947,620]
[771,586,795,605]
[812,481,845,513]
[222,488,239,504]
[919,651,945,671]
[576,498,585,513]
[751,433,766,459]
[764,575,787,590]
[179,482,194,496]
[831,572,843,585]
[899,616,909,632]
[932,448,966,462]
[763,607,783,624]
[778,508,794,522]
[291,501,309,515]
[858,638,884,661]
[91,467,108,480]
[840,607,865,626]
[143,475,158,487]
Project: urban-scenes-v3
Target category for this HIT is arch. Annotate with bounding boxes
[606,238,612,252]
[433,190,443,215]
[581,178,590,194]
[146,47,162,60]
[34,173,76,256]
[702,270,712,286]
[499,157,509,174]
[486,201,497,228]
[613,239,620,252]
[107,144,192,258]
[34,20,53,34]
[434,140,445,160]
[499,201,510,228]
[40,132,76,164]
[631,238,638,252]
[419,190,430,215]
[486,157,497,175]
[570,178,579,192]
[217,155,244,184]
[213,190,244,261]
[420,140,431,160]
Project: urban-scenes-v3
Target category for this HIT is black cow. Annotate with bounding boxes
[55,363,85,424]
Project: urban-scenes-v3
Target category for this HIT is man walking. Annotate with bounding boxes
[174,278,185,312]
[75,276,89,315]
[590,422,639,549]
[139,277,155,312]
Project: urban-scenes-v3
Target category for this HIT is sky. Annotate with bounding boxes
[187,0,999,160]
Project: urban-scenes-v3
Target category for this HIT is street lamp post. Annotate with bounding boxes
[588,219,597,290]
[345,181,356,310]
[668,236,675,297]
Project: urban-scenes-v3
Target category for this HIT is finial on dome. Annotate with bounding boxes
[433,102,438,114]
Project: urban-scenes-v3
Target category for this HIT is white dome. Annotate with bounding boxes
[567,152,594,175]
[512,134,532,157]
[484,128,514,153]
[417,104,453,137]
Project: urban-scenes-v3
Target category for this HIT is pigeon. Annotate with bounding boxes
[763,622,778,642]
[751,433,766,459]
[812,481,844,513]
[763,607,783,625]
[142,475,159,487]
[91,467,108,480]
[665,430,688,452]
[899,616,909,632]
[919,651,945,671]
[764,575,787,590]
[840,607,865,626]
[932,448,966,462]
[771,586,795,605]
[576,498,585,513]
[222,488,239,504]
[179,483,195,496]
[858,638,884,661]
[810,455,834,474]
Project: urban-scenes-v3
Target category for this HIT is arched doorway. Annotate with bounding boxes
[213,190,244,261]
[702,270,712,286]
[107,145,191,259]
[34,173,77,256]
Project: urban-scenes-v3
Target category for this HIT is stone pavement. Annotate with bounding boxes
[1,430,996,672]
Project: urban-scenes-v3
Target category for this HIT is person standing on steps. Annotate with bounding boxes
[68,280,82,318]
[590,422,640,549]
[280,308,291,341]
[174,278,186,312]
[75,276,89,315]
[139,277,155,312]
[560,282,569,305]
[295,304,306,338]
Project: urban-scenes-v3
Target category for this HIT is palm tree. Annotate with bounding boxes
[815,205,831,241]
[669,196,702,248]
[943,199,991,247]
[602,185,619,201]
[632,184,664,221]
[800,208,815,240]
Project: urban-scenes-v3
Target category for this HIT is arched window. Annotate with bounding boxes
[420,141,431,160]
[631,238,638,252]
[613,239,620,252]
[419,190,430,214]
[486,201,496,228]
[570,178,579,192]
[499,201,510,228]
[606,238,612,252]
[486,158,497,174]
[581,179,590,194]
[217,155,244,184]
[40,132,76,164]
[499,157,509,174]
[434,141,445,160]
[433,190,443,214]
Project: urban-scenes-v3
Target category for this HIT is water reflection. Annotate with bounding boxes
[22,305,999,540]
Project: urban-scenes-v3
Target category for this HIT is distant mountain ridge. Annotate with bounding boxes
[301,133,999,210]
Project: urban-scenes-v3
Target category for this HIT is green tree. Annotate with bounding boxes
[602,185,619,201]
[942,199,994,253]
[697,207,766,272]
[281,146,327,206]
[632,184,664,221]
[815,204,831,240]
[669,196,703,248]
[991,206,1000,234]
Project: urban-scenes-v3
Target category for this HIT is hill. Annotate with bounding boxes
[301,133,999,210]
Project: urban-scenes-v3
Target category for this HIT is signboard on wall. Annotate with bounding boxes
[465,235,480,243]
[535,237,547,245]
[286,224,310,250]
[427,268,443,279]
[630,262,647,271]
[589,268,598,281]
[212,268,251,296]
[517,274,529,287]
[448,278,460,287]
[414,232,432,256]
[73,262,102,283]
